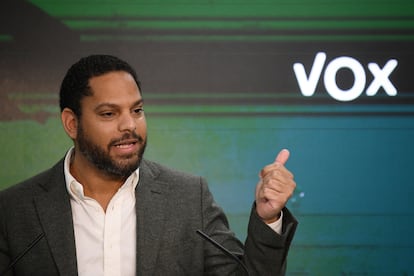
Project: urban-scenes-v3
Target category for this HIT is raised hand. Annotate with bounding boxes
[255,149,296,223]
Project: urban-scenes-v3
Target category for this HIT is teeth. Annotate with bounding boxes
[116,143,133,148]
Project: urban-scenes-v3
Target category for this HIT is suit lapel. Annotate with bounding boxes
[135,160,170,275]
[33,160,78,275]
[31,159,171,275]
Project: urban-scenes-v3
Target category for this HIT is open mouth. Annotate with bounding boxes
[113,139,138,147]
[112,139,139,153]
[115,142,136,148]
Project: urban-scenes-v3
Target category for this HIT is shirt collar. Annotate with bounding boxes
[64,147,140,202]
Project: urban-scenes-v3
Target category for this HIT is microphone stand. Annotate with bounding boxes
[0,233,45,276]
[196,230,250,276]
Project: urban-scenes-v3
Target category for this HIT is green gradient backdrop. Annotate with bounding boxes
[1,0,414,274]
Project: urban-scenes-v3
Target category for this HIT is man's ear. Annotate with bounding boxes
[61,108,78,139]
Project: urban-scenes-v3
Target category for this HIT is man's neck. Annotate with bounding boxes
[70,153,126,212]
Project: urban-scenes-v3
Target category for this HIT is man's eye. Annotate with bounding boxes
[134,108,144,114]
[101,112,114,117]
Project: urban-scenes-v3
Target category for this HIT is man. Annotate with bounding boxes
[0,55,298,275]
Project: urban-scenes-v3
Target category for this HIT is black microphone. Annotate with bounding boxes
[196,229,250,276]
[0,232,45,276]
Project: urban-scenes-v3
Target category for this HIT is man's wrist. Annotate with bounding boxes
[262,212,281,224]
[266,211,283,235]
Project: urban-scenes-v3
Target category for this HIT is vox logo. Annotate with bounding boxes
[293,52,398,102]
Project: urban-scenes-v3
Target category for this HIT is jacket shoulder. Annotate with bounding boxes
[0,159,65,202]
[141,159,202,182]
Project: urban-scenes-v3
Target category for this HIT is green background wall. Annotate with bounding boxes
[1,1,414,274]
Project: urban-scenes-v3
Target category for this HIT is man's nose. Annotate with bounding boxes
[118,113,136,132]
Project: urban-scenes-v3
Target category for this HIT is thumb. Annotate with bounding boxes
[275,149,290,165]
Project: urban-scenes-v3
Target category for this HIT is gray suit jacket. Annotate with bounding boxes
[0,158,297,276]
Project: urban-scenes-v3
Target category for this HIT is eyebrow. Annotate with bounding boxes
[94,99,144,112]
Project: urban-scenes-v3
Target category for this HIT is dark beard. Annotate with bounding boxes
[76,124,146,178]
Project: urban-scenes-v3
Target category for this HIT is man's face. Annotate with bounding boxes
[75,71,147,178]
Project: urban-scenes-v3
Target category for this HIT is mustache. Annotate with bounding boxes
[108,132,144,147]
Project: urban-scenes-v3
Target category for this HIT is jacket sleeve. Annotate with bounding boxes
[0,190,12,276]
[243,204,298,276]
[199,178,298,276]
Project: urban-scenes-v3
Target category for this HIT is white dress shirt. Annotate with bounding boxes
[268,211,283,234]
[63,148,282,275]
[64,148,138,276]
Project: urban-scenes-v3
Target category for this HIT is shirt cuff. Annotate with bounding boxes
[266,211,283,235]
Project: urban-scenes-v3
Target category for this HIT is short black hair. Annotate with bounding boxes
[59,54,141,117]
